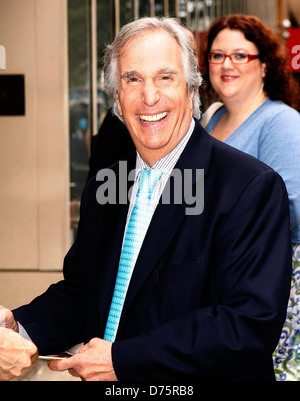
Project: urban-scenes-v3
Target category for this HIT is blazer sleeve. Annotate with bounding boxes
[112,169,292,380]
[12,243,84,355]
[11,182,96,355]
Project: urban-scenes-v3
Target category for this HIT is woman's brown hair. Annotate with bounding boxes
[200,14,299,110]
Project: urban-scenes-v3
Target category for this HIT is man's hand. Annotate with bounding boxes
[0,307,18,332]
[48,338,117,381]
[0,328,38,381]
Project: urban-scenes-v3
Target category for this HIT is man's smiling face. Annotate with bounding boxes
[115,29,194,166]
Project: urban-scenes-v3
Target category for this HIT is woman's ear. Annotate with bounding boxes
[261,62,267,78]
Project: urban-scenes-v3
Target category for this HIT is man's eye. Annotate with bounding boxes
[128,77,139,83]
[157,74,176,86]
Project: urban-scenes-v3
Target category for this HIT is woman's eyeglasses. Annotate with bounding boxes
[208,53,260,64]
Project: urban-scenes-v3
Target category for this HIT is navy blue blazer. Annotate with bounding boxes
[13,120,291,381]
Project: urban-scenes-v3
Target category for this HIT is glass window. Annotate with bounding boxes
[97,1,112,126]
[68,0,89,239]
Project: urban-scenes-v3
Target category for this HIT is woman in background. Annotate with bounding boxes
[200,14,300,381]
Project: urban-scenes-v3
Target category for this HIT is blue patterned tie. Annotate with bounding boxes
[104,168,162,342]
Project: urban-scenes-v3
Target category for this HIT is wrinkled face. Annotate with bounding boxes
[115,30,194,166]
[209,29,266,103]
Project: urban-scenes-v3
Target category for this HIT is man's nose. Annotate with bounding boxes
[141,80,160,106]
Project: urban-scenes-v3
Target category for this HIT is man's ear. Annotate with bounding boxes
[115,97,123,117]
[188,88,194,112]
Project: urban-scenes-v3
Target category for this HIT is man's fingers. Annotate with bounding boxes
[68,368,80,378]
[48,356,74,372]
[31,353,38,364]
[0,308,11,328]
[21,337,37,352]
[19,336,38,363]
[0,309,18,332]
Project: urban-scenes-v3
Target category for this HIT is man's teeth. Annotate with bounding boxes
[140,112,167,122]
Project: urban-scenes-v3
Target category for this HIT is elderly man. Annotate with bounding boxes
[11,17,291,381]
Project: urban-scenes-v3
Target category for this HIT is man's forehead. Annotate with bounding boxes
[118,31,182,75]
[120,29,180,56]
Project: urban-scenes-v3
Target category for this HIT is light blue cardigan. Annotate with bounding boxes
[205,98,300,243]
